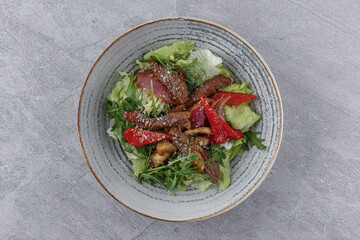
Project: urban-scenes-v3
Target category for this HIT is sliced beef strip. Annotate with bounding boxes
[149,60,189,104]
[189,138,209,173]
[168,127,190,155]
[204,161,220,183]
[123,110,190,130]
[191,138,220,182]
[171,74,231,111]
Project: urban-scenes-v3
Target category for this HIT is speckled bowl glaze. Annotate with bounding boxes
[78,17,283,221]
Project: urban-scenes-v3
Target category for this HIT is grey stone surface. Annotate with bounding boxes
[1,0,359,239]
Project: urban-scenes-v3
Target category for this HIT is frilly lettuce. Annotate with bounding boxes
[220,81,253,94]
[108,72,170,117]
[107,72,134,103]
[107,72,169,176]
[107,118,148,176]
[187,49,222,80]
[135,60,150,71]
[143,41,194,62]
[138,88,170,116]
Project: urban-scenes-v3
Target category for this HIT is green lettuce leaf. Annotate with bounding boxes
[218,139,246,189]
[221,81,259,132]
[124,147,148,176]
[107,72,137,104]
[219,81,253,94]
[224,103,260,132]
[107,72,156,176]
[135,59,150,71]
[107,118,149,176]
[143,41,194,62]
[107,80,124,103]
[178,175,212,191]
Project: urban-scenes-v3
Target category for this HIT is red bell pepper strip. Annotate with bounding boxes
[123,127,172,147]
[202,134,215,143]
[224,125,243,140]
[212,91,256,107]
[200,95,242,144]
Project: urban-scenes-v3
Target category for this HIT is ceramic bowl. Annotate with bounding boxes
[78,17,283,221]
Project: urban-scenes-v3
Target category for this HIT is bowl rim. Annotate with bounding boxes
[77,17,283,222]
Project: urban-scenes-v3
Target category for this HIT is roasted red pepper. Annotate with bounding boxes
[212,91,256,107]
[123,127,172,147]
[202,134,215,143]
[200,95,242,144]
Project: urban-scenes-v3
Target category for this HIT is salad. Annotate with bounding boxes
[106,41,266,194]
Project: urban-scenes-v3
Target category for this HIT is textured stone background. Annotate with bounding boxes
[1,0,359,239]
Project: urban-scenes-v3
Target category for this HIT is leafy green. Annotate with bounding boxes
[219,81,253,94]
[139,89,170,117]
[107,72,139,104]
[135,59,150,71]
[187,49,222,80]
[106,72,153,176]
[138,153,212,194]
[218,66,232,80]
[206,143,227,167]
[218,138,246,189]
[224,103,261,132]
[224,138,246,162]
[143,41,194,62]
[106,100,152,176]
[175,58,205,92]
[243,131,267,150]
[107,81,125,103]
[221,81,261,133]
[176,49,232,91]
[178,175,212,191]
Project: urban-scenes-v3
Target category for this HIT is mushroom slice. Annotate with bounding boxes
[156,141,177,155]
[190,139,210,173]
[194,136,211,148]
[184,127,212,136]
[151,141,177,167]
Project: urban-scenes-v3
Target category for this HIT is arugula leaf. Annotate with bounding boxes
[206,143,226,167]
[137,152,212,195]
[243,131,267,150]
[242,142,250,151]
[174,59,205,92]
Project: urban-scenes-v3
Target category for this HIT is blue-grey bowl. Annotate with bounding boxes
[78,17,283,221]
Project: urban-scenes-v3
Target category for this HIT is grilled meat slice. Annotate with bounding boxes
[123,110,190,130]
[168,127,190,155]
[204,161,220,183]
[172,75,231,111]
[149,60,189,104]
